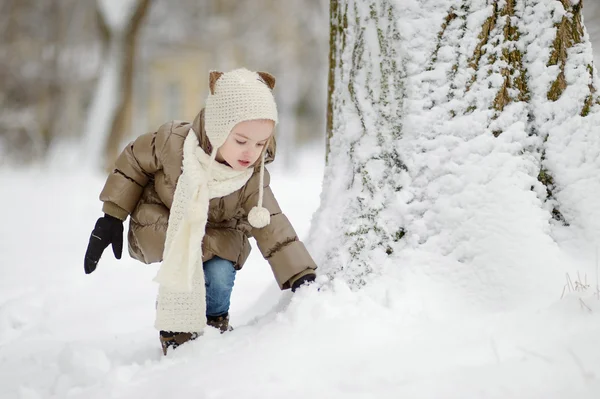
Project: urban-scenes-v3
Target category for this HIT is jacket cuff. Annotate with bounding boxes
[268,240,317,290]
[288,269,317,290]
[102,201,129,221]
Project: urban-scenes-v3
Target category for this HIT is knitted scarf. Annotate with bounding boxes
[153,129,253,292]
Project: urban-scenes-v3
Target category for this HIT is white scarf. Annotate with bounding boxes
[153,129,253,292]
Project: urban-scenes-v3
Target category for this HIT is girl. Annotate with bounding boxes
[83,68,317,355]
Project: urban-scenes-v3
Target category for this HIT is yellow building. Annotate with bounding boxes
[134,51,210,135]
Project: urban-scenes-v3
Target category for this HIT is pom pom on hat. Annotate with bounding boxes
[248,206,270,228]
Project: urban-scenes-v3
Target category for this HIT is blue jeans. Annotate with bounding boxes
[204,256,236,317]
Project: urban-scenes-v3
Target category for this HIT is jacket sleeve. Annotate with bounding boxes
[99,122,174,220]
[243,170,317,290]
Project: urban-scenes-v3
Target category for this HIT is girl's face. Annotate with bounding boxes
[216,119,274,171]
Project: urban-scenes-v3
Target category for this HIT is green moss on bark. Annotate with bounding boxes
[547,0,584,101]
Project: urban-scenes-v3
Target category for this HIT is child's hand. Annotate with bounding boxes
[291,272,316,292]
[84,214,124,274]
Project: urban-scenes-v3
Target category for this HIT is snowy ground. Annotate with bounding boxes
[2,144,600,399]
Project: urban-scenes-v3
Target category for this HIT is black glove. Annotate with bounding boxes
[84,214,124,274]
[291,272,316,292]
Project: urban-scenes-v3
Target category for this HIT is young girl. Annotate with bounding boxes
[83,68,317,355]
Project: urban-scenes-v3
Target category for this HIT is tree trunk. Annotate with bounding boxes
[83,0,151,171]
[315,0,407,287]
[310,0,600,309]
[325,0,340,161]
[103,0,152,170]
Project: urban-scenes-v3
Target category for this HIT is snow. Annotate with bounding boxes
[3,143,600,398]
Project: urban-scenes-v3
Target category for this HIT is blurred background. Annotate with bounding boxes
[0,0,598,170]
[0,0,328,170]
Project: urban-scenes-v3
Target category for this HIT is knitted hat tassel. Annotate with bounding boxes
[247,152,270,228]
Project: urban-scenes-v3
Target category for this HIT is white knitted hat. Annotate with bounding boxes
[204,68,278,228]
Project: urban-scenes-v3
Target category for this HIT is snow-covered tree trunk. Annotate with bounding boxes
[83,0,151,170]
[318,0,408,287]
[310,0,600,311]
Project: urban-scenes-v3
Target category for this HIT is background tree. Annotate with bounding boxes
[83,0,151,170]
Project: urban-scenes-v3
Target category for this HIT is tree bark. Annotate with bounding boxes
[316,0,407,286]
[326,0,341,162]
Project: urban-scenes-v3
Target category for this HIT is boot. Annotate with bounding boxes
[206,313,233,333]
[159,331,200,356]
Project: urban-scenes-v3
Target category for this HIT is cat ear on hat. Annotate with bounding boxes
[209,71,224,95]
[257,72,276,90]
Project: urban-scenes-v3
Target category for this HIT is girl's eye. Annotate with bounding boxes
[257,142,266,147]
[236,140,247,145]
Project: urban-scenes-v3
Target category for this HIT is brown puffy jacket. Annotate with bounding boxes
[99,110,317,289]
